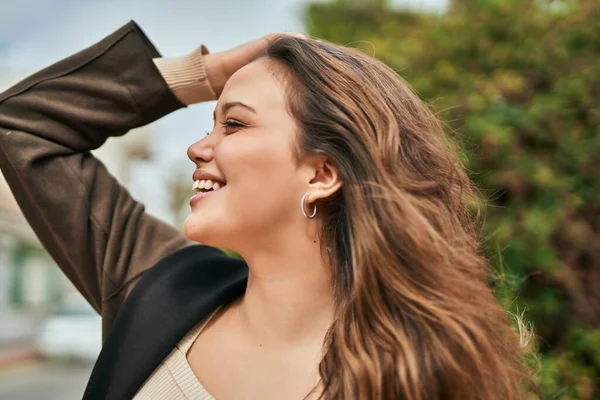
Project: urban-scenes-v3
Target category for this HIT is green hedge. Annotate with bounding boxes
[304,1,600,398]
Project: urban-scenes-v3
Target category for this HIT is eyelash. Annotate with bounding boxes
[206,119,245,136]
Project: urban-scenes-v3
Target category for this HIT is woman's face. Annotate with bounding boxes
[184,59,312,251]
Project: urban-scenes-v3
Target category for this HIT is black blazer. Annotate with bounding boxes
[84,245,249,400]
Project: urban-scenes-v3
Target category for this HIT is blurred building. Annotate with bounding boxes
[0,69,153,348]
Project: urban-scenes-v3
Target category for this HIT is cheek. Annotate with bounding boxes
[219,134,294,186]
[222,141,299,218]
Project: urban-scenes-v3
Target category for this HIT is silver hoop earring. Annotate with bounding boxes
[301,192,317,219]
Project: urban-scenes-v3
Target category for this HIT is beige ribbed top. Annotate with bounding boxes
[133,306,222,400]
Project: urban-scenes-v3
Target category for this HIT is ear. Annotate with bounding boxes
[305,155,342,204]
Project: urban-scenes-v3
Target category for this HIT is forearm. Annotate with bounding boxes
[0,22,184,151]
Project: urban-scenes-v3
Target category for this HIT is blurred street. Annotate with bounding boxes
[0,361,93,400]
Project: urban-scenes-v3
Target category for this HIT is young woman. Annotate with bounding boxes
[0,21,537,400]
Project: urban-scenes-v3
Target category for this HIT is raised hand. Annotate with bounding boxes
[204,33,304,97]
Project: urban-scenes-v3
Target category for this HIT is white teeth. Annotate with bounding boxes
[192,179,225,193]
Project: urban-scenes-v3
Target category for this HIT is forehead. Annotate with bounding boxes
[218,59,288,114]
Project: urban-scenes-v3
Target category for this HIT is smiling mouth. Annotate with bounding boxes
[192,179,226,194]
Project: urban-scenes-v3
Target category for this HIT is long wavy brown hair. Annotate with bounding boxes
[263,37,539,399]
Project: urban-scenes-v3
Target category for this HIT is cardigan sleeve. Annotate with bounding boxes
[0,20,216,331]
[153,44,217,105]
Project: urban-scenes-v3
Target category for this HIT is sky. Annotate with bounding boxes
[0,0,447,222]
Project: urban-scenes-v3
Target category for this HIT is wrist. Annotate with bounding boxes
[153,45,217,105]
[203,53,228,98]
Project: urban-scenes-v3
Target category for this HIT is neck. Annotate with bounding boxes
[231,230,335,347]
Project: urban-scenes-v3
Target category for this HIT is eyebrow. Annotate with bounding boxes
[213,101,257,121]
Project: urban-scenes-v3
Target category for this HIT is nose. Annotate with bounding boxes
[187,137,214,165]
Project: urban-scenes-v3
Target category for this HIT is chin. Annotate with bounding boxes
[183,214,228,248]
[183,216,209,243]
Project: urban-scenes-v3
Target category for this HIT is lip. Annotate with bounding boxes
[189,187,222,207]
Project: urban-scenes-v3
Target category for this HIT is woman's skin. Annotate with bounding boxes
[184,46,341,398]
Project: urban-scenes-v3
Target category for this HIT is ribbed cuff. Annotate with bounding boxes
[153,45,217,105]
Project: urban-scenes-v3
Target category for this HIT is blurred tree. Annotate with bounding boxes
[166,171,191,228]
[305,0,600,398]
[335,0,390,9]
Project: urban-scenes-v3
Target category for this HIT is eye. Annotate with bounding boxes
[220,119,246,134]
